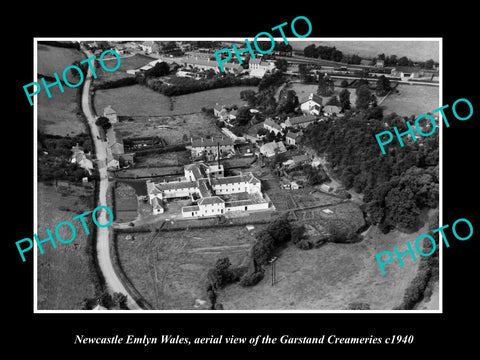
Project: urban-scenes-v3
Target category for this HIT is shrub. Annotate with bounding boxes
[239,269,265,287]
[347,302,370,310]
[295,239,313,250]
[251,230,275,264]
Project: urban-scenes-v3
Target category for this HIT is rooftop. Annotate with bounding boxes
[286,131,302,139]
[198,196,225,206]
[287,114,317,125]
[264,118,283,131]
[155,180,197,192]
[191,137,235,148]
[182,205,200,212]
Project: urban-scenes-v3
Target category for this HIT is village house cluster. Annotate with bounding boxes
[146,161,268,218]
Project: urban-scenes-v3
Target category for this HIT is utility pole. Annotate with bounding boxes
[269,256,277,286]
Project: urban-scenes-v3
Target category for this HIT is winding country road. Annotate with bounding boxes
[80,48,141,310]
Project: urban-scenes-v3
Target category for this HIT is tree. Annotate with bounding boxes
[234,106,252,126]
[291,224,305,244]
[95,116,111,131]
[424,59,435,70]
[257,127,268,137]
[397,56,412,67]
[276,89,298,114]
[240,89,256,106]
[304,44,317,58]
[145,62,170,77]
[366,106,383,120]
[252,230,275,264]
[266,214,292,245]
[326,95,339,106]
[275,59,288,72]
[375,75,391,96]
[339,88,351,110]
[317,75,334,96]
[355,85,372,110]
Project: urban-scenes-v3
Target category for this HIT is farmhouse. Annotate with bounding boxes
[299,93,322,115]
[103,105,118,124]
[249,59,276,78]
[323,105,342,116]
[391,66,423,80]
[284,114,316,129]
[183,57,243,74]
[105,127,135,168]
[285,131,302,146]
[190,137,235,157]
[263,118,283,136]
[107,128,124,158]
[147,162,268,217]
[259,141,287,157]
[70,144,94,175]
[214,104,237,124]
[139,41,159,54]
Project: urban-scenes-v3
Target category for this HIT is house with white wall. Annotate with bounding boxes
[147,163,268,217]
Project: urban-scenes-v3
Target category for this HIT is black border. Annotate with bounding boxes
[7,6,478,355]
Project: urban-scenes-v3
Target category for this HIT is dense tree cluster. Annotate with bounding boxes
[304,44,344,62]
[37,133,93,183]
[82,291,128,310]
[317,75,335,96]
[303,44,363,64]
[143,74,260,97]
[374,53,437,69]
[237,70,286,116]
[300,111,439,232]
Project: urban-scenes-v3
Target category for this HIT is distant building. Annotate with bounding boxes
[291,154,309,166]
[103,105,118,124]
[285,131,302,146]
[284,114,316,128]
[152,197,164,214]
[105,127,135,168]
[323,105,342,116]
[263,118,283,136]
[70,144,94,174]
[106,128,124,158]
[139,41,159,54]
[299,93,322,115]
[190,137,235,157]
[375,59,384,68]
[249,59,276,78]
[259,141,287,158]
[214,104,237,124]
[391,66,423,80]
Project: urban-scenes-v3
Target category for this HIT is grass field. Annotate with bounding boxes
[289,40,440,62]
[94,54,156,84]
[93,84,253,117]
[114,112,223,145]
[115,225,262,309]
[37,183,96,310]
[38,82,86,136]
[37,44,85,84]
[381,84,439,117]
[37,45,87,136]
[217,222,429,310]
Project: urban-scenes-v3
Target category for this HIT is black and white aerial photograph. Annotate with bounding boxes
[34,38,441,312]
